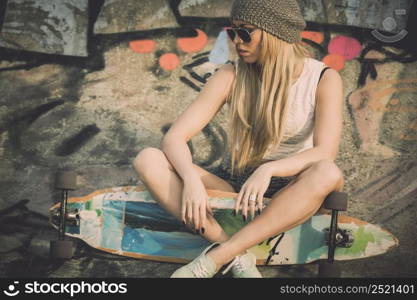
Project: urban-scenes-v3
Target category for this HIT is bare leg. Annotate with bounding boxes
[132,147,234,243]
[206,160,345,269]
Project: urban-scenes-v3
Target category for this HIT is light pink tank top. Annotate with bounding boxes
[226,57,327,161]
[263,57,327,160]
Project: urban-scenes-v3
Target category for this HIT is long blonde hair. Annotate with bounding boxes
[226,30,311,176]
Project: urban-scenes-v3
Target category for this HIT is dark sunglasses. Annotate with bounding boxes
[226,27,257,43]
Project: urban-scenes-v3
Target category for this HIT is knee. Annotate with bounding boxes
[133,147,164,173]
[309,160,344,194]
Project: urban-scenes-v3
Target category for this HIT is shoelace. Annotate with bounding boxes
[191,259,211,278]
[232,257,247,273]
[221,256,240,275]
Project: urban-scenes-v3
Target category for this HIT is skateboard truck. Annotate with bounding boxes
[50,171,77,259]
[324,228,353,248]
[51,209,80,227]
[318,191,348,278]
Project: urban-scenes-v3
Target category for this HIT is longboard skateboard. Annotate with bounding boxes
[49,185,398,266]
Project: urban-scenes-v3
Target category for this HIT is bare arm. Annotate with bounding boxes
[161,63,235,228]
[262,68,344,177]
[161,63,235,181]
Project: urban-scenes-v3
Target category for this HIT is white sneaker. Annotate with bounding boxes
[170,243,220,278]
[222,251,262,278]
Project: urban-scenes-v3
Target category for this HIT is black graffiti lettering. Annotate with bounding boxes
[192,51,210,60]
[55,124,101,156]
[183,57,209,69]
[18,100,65,126]
[179,76,201,92]
[198,123,227,167]
[265,232,285,265]
[189,71,207,84]
[180,55,213,91]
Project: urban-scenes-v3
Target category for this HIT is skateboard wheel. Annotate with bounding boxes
[50,240,74,259]
[322,191,348,211]
[55,171,77,190]
[318,261,341,277]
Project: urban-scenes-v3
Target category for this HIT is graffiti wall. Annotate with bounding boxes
[0,0,416,278]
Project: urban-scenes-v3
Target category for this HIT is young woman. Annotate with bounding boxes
[133,0,344,278]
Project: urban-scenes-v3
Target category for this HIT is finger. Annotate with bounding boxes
[234,188,244,215]
[206,202,213,217]
[249,193,256,220]
[181,201,187,225]
[257,192,265,215]
[193,202,200,231]
[200,201,206,234]
[187,202,193,225]
[241,189,250,221]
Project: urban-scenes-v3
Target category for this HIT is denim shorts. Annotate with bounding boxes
[216,153,296,198]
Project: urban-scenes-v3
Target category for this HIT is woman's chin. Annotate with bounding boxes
[241,56,257,64]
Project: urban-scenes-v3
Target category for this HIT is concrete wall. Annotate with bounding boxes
[0,0,416,278]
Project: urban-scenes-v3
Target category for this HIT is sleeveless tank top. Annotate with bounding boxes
[227,57,328,162]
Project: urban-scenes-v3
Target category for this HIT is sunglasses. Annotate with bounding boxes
[226,27,257,43]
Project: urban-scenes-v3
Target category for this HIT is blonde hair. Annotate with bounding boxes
[226,30,311,176]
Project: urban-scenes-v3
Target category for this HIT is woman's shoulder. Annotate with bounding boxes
[302,57,337,84]
[209,62,236,105]
[219,61,236,75]
[210,62,236,83]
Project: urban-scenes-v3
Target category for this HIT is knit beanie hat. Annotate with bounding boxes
[230,0,306,44]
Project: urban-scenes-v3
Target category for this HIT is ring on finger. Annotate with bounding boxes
[249,194,256,202]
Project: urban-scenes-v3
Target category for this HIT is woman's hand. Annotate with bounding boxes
[234,164,272,220]
[181,177,211,234]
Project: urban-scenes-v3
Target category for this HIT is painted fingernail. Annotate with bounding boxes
[182,221,186,225]
[232,210,236,216]
[243,215,246,222]
[201,228,205,234]
[257,209,261,215]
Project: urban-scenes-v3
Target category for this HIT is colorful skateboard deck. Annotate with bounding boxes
[49,186,398,265]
